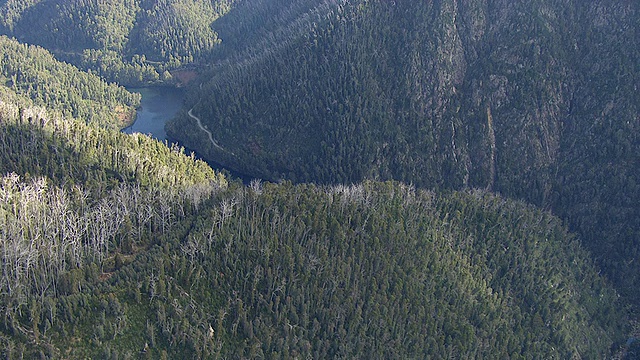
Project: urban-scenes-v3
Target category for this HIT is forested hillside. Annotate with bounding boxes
[0,77,628,356]
[168,181,626,359]
[0,90,228,357]
[167,0,640,307]
[0,36,139,127]
[207,0,347,63]
[0,104,628,356]
[1,0,639,358]
[0,0,232,84]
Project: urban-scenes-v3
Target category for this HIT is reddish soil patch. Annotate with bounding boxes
[171,69,198,87]
[99,272,114,281]
[116,105,137,128]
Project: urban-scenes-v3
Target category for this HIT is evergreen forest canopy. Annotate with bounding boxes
[0,0,639,358]
[168,0,640,313]
[0,0,233,85]
[0,36,140,128]
[0,94,629,357]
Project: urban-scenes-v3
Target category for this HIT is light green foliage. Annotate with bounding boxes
[0,99,225,191]
[0,95,227,358]
[180,181,623,358]
[0,0,636,358]
[0,0,232,85]
[0,35,140,127]
[0,180,624,358]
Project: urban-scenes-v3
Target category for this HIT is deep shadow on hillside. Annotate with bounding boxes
[168,0,640,308]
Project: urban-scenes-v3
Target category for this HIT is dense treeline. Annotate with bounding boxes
[168,0,640,307]
[0,0,232,85]
[0,58,630,357]
[129,0,225,66]
[0,98,225,191]
[207,0,341,63]
[549,2,640,312]
[0,176,627,358]
[0,93,227,358]
[175,181,625,358]
[0,0,637,357]
[0,36,140,127]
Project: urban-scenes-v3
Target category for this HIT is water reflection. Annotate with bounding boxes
[122,87,185,141]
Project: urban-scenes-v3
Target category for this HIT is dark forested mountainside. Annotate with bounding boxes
[0,81,627,357]
[0,31,632,356]
[0,0,232,85]
[0,0,638,358]
[167,0,640,306]
[0,36,140,128]
[207,0,347,63]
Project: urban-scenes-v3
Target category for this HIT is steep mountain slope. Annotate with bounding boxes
[0,0,232,84]
[167,0,640,305]
[0,30,632,357]
[170,181,626,358]
[0,94,227,357]
[208,0,350,63]
[0,36,140,127]
[0,166,627,357]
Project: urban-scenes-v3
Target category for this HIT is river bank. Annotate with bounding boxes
[123,86,255,183]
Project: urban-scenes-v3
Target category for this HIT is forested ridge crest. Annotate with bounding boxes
[0,0,638,357]
[167,0,640,313]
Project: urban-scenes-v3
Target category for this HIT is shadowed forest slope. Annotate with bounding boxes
[0,0,637,357]
[167,0,640,306]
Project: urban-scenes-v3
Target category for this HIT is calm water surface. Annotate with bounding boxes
[122,86,254,183]
[123,87,185,141]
